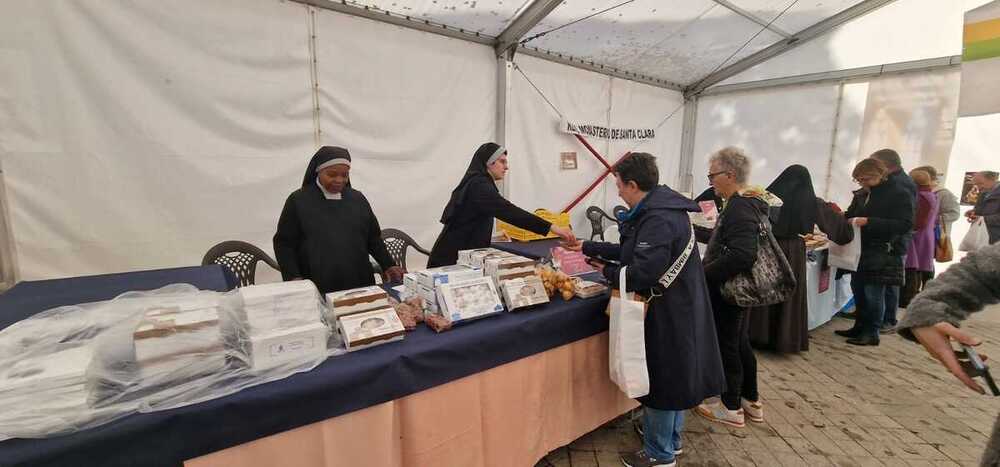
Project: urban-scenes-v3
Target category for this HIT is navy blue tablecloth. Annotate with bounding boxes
[493,238,563,260]
[0,271,610,467]
[0,265,237,333]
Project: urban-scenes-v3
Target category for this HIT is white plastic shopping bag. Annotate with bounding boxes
[607,267,649,399]
[959,218,990,252]
[828,224,862,272]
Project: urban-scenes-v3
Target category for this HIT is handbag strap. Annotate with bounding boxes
[656,223,697,291]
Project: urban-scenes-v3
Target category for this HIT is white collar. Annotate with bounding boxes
[316,179,342,200]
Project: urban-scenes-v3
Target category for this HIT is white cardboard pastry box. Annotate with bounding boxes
[247,321,328,371]
[238,280,322,333]
[468,250,515,270]
[484,255,536,279]
[132,306,227,380]
[435,277,505,324]
[416,265,483,289]
[500,275,550,311]
[402,273,418,300]
[0,345,93,408]
[458,248,503,268]
[575,280,609,299]
[338,307,406,352]
[326,286,390,318]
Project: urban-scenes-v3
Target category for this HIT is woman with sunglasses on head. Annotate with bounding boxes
[834,158,914,346]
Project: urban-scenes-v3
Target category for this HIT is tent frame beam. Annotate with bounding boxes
[290,0,495,45]
[494,0,564,57]
[700,55,961,96]
[519,47,685,91]
[291,0,684,91]
[709,0,792,38]
[685,0,898,97]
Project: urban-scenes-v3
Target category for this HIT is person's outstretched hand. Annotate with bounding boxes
[911,322,986,394]
[550,225,576,244]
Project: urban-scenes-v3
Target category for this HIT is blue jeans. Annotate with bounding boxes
[883,285,899,326]
[643,406,683,461]
[851,274,886,337]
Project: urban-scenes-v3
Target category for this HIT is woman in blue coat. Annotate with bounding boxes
[567,153,725,467]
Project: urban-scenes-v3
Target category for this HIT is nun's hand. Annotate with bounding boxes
[385,266,404,284]
[550,225,576,244]
[562,239,583,252]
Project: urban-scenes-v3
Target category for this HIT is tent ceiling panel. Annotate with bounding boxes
[732,0,869,33]
[355,0,531,36]
[518,0,782,85]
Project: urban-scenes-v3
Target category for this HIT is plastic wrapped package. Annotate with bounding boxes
[0,281,338,439]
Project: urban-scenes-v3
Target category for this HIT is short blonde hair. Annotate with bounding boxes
[909,169,932,187]
[709,146,751,184]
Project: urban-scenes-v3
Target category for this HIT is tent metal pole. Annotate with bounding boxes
[678,97,699,194]
[495,0,564,57]
[686,0,898,97]
[496,52,513,198]
[700,55,961,97]
[708,0,792,38]
[518,47,685,91]
[823,82,846,200]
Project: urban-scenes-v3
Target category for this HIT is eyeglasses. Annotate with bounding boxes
[707,171,729,181]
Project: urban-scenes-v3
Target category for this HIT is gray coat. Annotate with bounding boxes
[898,242,1000,466]
[935,187,961,235]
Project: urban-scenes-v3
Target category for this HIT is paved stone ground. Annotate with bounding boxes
[536,312,1000,467]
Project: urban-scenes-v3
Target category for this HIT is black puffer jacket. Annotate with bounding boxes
[702,194,769,285]
[845,180,914,285]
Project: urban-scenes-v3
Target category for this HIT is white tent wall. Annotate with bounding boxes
[691,83,860,205]
[311,7,497,272]
[0,0,317,281]
[719,0,990,86]
[691,67,961,209]
[506,54,685,239]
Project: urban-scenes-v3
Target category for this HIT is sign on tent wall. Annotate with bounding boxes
[506,54,685,239]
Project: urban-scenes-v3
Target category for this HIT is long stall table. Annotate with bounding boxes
[0,267,634,467]
[496,238,849,330]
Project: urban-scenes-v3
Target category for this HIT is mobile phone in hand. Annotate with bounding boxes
[958,344,1000,396]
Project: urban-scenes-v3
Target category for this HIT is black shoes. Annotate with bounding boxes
[846,335,880,346]
[835,328,862,338]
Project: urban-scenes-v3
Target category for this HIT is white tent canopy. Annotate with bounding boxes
[0,0,991,281]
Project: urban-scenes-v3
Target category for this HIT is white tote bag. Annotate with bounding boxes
[608,266,650,399]
[828,224,862,272]
[959,218,990,252]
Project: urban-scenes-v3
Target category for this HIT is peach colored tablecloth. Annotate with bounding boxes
[187,332,636,467]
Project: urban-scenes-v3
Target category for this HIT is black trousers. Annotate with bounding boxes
[710,287,759,410]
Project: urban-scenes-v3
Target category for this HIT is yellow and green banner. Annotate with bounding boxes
[960,1,1000,117]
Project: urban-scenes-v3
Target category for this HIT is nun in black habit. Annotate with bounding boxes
[274,146,402,294]
[427,142,576,267]
[749,164,816,353]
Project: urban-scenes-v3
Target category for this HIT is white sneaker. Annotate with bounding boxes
[741,398,764,423]
[695,401,745,428]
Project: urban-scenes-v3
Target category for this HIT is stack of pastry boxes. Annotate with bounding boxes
[461,248,549,312]
[327,286,405,352]
[131,295,228,383]
[413,264,484,315]
[234,280,329,371]
[0,345,94,411]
